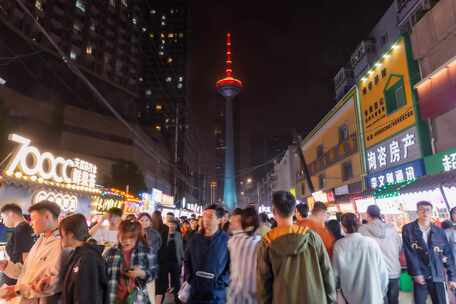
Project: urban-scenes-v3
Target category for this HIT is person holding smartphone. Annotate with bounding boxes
[104,219,158,304]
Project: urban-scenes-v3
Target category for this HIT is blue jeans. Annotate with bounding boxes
[413,281,446,304]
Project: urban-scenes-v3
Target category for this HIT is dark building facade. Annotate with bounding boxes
[0,0,194,197]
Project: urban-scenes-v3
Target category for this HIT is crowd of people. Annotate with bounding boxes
[0,191,455,303]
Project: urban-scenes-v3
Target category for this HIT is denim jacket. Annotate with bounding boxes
[402,220,456,283]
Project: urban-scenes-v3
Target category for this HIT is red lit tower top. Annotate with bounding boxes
[216,33,243,98]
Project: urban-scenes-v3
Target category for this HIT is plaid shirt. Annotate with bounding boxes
[104,241,158,304]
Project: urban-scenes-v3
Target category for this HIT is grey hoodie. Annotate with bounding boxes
[359,219,402,279]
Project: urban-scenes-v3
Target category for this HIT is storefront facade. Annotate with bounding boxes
[0,133,100,215]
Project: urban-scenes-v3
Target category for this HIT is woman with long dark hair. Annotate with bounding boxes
[59,213,107,304]
[138,212,162,255]
[332,213,388,304]
[326,219,344,241]
[166,219,184,303]
[152,210,169,304]
[227,207,261,304]
[104,219,158,304]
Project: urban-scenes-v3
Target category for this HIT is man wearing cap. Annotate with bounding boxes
[359,205,402,304]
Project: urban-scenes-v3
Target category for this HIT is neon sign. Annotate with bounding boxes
[5,134,98,191]
[33,190,78,213]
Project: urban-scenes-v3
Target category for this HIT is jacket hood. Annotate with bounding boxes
[263,225,312,256]
[360,219,392,239]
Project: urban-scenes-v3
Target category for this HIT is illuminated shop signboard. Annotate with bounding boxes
[92,196,124,213]
[424,146,456,175]
[151,188,174,207]
[33,190,78,213]
[366,159,425,190]
[5,134,98,192]
[366,126,421,174]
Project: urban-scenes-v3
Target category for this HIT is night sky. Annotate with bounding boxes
[188,1,393,178]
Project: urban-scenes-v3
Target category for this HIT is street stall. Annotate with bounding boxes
[0,133,100,215]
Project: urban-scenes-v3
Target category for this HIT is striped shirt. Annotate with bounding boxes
[227,231,261,304]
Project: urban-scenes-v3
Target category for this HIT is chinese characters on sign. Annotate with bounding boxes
[366,159,425,190]
[442,153,456,172]
[366,127,421,174]
[72,158,97,189]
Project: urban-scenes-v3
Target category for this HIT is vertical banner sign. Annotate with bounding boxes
[358,37,417,148]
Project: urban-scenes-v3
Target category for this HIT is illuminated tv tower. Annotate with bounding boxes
[216,33,243,210]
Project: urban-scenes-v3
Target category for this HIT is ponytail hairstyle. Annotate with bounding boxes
[241,207,260,237]
[341,212,359,234]
[118,219,148,247]
[59,213,90,241]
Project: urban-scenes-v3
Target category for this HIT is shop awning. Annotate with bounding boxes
[400,170,456,194]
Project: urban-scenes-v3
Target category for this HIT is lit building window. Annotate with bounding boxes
[149,33,155,39]
[179,33,184,38]
[73,23,81,32]
[178,76,183,82]
[145,89,151,95]
[161,40,165,44]
[177,83,183,89]
[132,18,137,25]
[168,33,174,38]
[150,9,156,14]
[165,76,172,82]
[75,0,85,12]
[138,77,143,82]
[155,125,161,131]
[160,33,165,38]
[109,0,115,7]
[86,46,93,55]
[70,50,77,60]
[167,57,173,63]
[142,27,147,32]
[155,104,162,111]
[170,9,174,14]
[35,0,42,11]
[161,21,166,26]
[90,23,96,31]
[160,45,164,50]
[159,51,164,56]
[121,0,127,7]
[162,15,166,20]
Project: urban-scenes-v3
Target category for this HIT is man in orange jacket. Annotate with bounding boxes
[297,201,335,256]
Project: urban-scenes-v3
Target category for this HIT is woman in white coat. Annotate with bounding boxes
[332,213,389,304]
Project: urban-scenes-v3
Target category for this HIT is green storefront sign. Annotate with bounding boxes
[424,147,456,175]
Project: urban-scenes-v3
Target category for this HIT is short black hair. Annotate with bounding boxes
[341,213,358,234]
[60,213,90,241]
[29,201,61,219]
[231,208,243,216]
[311,201,327,214]
[166,212,175,217]
[366,205,381,219]
[417,201,433,209]
[272,191,296,218]
[107,207,123,218]
[296,203,309,218]
[242,206,259,236]
[0,203,23,216]
[204,204,225,219]
[259,212,269,224]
